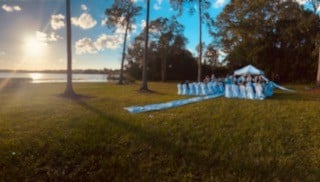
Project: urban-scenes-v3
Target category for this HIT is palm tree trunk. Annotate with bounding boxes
[198,0,202,82]
[140,0,150,91]
[119,20,130,85]
[317,47,320,87]
[64,0,75,97]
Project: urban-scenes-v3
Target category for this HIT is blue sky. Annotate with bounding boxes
[0,0,309,71]
[0,0,231,70]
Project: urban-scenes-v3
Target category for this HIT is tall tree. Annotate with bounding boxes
[64,0,76,97]
[105,0,142,84]
[170,0,212,82]
[204,44,219,68]
[215,0,320,82]
[127,18,190,81]
[140,0,150,91]
[304,0,320,86]
[149,17,185,81]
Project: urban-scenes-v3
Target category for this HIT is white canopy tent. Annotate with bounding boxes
[234,65,264,75]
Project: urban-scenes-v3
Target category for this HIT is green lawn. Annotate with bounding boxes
[1,82,320,181]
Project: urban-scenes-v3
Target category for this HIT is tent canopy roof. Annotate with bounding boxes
[234,65,264,75]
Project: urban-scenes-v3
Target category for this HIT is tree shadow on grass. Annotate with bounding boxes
[135,89,168,96]
[57,93,95,100]
[73,98,209,164]
[71,98,312,180]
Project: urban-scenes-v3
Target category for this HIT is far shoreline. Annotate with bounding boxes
[0,69,119,75]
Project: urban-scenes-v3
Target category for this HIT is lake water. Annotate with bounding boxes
[0,72,109,83]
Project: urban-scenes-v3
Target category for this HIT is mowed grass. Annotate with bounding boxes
[1,82,320,181]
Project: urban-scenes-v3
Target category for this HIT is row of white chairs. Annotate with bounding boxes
[177,82,224,96]
[225,83,265,100]
[177,82,275,100]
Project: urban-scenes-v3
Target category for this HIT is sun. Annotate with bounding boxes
[24,36,47,57]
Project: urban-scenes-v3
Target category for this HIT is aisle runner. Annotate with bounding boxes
[124,82,294,114]
[272,82,295,92]
[124,93,224,113]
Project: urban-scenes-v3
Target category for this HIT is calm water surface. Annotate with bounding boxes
[0,72,108,83]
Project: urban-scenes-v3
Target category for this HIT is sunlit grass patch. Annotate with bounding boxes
[0,82,320,181]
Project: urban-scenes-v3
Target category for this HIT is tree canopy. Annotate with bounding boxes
[215,0,320,82]
[170,0,213,82]
[126,17,198,81]
[105,0,142,84]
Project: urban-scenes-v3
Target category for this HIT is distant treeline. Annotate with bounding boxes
[0,69,119,75]
[123,1,320,83]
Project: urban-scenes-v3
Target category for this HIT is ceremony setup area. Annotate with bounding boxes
[125,65,294,113]
[177,65,294,99]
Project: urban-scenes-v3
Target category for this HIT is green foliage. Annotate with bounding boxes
[127,17,198,81]
[170,0,214,82]
[104,0,141,32]
[105,0,142,84]
[215,0,320,82]
[1,83,320,180]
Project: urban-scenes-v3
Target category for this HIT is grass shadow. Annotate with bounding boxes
[135,89,168,96]
[74,98,213,167]
[72,98,309,179]
[57,93,95,100]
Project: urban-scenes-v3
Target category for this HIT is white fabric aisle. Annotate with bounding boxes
[124,93,224,113]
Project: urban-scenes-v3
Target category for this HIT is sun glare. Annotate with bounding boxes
[24,36,47,57]
[29,73,42,81]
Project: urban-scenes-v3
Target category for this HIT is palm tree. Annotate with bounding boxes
[105,0,142,84]
[303,0,320,86]
[64,0,76,97]
[170,0,211,82]
[140,0,150,91]
[311,0,320,87]
[317,48,320,87]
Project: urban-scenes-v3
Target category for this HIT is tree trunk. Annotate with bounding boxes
[198,0,202,82]
[64,0,75,97]
[119,20,130,85]
[317,47,320,87]
[140,0,150,91]
[161,55,167,82]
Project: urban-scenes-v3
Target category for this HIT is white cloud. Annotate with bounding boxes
[2,4,22,12]
[140,20,146,29]
[101,17,107,26]
[75,34,123,55]
[81,4,88,11]
[153,0,162,10]
[154,4,161,10]
[72,13,97,29]
[213,0,227,8]
[36,31,48,42]
[48,32,63,41]
[218,49,227,57]
[0,51,5,56]
[36,31,63,43]
[129,24,137,33]
[102,16,137,34]
[95,34,123,50]
[75,38,98,54]
[13,6,21,11]
[51,14,65,30]
[295,0,307,4]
